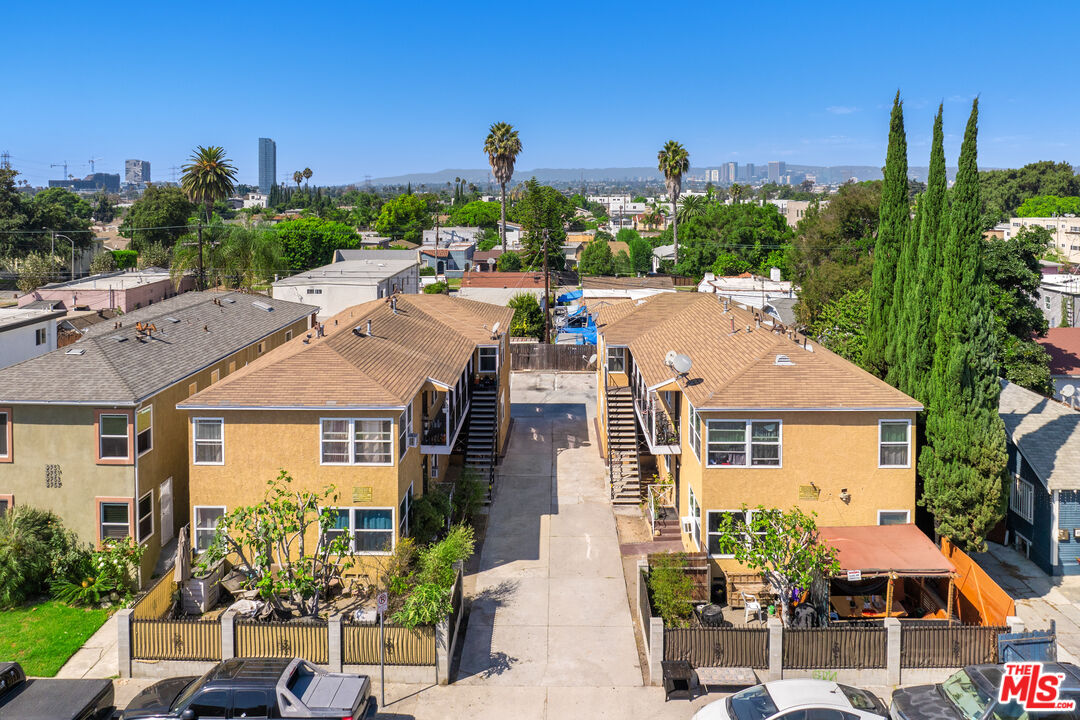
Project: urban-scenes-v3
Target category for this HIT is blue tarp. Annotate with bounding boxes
[567,304,586,317]
[557,289,583,303]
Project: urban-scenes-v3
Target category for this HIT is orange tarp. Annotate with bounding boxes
[942,537,1016,626]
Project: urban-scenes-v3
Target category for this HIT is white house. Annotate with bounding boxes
[697,270,797,314]
[271,258,420,319]
[0,306,66,370]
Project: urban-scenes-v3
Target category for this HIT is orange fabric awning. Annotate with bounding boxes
[818,524,957,577]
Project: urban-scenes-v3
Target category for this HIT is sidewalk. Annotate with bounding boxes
[56,613,118,679]
[972,542,1080,663]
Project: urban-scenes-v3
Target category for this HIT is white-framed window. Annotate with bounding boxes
[325,507,395,554]
[1045,295,1053,310]
[399,484,413,538]
[99,414,130,459]
[35,327,46,346]
[100,502,130,540]
[879,420,911,468]
[193,418,224,465]
[877,510,910,525]
[606,346,626,373]
[687,403,701,459]
[137,490,154,542]
[321,418,394,466]
[707,509,748,557]
[687,485,702,549]
[705,420,781,467]
[478,346,498,373]
[136,406,152,456]
[194,506,226,553]
[398,405,413,461]
[1010,475,1034,523]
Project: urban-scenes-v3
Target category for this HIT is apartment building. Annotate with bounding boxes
[1005,217,1080,263]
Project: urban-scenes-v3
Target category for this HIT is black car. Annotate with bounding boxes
[121,657,375,719]
[891,663,1080,720]
[0,661,113,720]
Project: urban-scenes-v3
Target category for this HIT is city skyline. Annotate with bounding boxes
[3,1,1077,187]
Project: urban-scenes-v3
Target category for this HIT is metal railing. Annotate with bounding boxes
[664,627,769,668]
[900,624,1006,668]
[236,619,328,664]
[783,627,887,669]
[647,483,675,535]
[132,618,222,661]
[342,622,436,666]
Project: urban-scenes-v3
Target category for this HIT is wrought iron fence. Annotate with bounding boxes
[236,620,328,664]
[342,622,436,666]
[664,628,769,668]
[783,627,887,669]
[132,618,221,661]
[901,625,1006,668]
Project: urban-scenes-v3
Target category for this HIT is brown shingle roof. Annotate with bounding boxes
[461,272,546,289]
[179,294,512,409]
[1035,328,1080,376]
[599,293,920,411]
[583,275,675,290]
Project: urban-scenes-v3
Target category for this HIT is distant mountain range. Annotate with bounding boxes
[364,164,959,187]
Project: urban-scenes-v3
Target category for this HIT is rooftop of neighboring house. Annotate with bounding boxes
[582,275,675,291]
[700,271,793,293]
[0,306,65,333]
[60,308,120,332]
[419,248,451,258]
[765,297,798,326]
[473,249,503,264]
[1041,274,1080,293]
[595,292,920,411]
[332,248,418,263]
[1035,328,1080,376]
[178,294,513,410]
[0,291,313,405]
[461,271,546,289]
[999,379,1080,491]
[30,268,174,292]
[272,258,418,288]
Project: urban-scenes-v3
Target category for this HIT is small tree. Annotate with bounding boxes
[714,506,839,626]
[508,292,544,340]
[16,253,59,293]
[89,251,117,275]
[137,242,172,270]
[647,552,695,628]
[200,471,355,617]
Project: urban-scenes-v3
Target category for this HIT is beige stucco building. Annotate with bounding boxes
[0,291,314,583]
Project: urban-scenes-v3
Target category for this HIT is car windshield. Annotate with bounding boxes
[840,684,887,715]
[941,669,994,720]
[728,685,780,720]
[170,669,215,711]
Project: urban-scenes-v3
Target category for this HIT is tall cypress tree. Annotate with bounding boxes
[866,91,908,378]
[902,105,947,405]
[920,99,1008,550]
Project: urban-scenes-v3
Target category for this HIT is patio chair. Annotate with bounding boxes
[742,592,765,624]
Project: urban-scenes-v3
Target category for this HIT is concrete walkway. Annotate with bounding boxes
[56,613,118,679]
[973,542,1080,663]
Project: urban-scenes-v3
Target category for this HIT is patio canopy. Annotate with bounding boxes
[818,524,957,578]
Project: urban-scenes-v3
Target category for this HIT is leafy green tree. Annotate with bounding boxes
[508,292,544,340]
[711,252,752,276]
[513,179,567,270]
[618,228,652,274]
[27,188,93,250]
[16,253,60,292]
[921,99,1009,551]
[0,168,29,257]
[1015,195,1080,218]
[901,105,947,405]
[137,242,172,270]
[275,217,360,272]
[647,553,695,628]
[476,227,500,251]
[578,235,615,275]
[614,250,633,275]
[713,506,840,627]
[374,192,432,243]
[496,251,522,271]
[423,281,448,294]
[980,161,1080,227]
[91,192,115,223]
[119,185,195,250]
[484,122,522,251]
[677,194,707,223]
[449,200,501,228]
[866,92,908,379]
[666,202,793,279]
[807,288,869,365]
[657,140,690,263]
[89,251,117,275]
[984,226,1052,393]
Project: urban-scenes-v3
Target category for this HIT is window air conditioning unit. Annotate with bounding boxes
[681,516,694,534]
[407,434,419,448]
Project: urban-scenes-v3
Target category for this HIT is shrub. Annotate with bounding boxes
[647,553,694,628]
[0,507,91,607]
[424,281,448,294]
[410,489,452,545]
[110,250,138,269]
[419,266,436,276]
[89,252,117,275]
[416,524,474,589]
[392,583,452,628]
[453,470,486,525]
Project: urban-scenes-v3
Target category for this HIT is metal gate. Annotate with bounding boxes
[999,621,1057,663]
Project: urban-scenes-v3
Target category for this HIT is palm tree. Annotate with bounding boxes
[181,145,237,289]
[729,182,743,204]
[302,167,312,186]
[483,122,522,251]
[677,194,707,223]
[293,170,303,189]
[657,140,689,263]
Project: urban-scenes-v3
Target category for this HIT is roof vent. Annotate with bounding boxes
[224,297,236,304]
[65,348,86,355]
[109,334,127,342]
[252,301,273,312]
[775,354,795,366]
[166,316,180,323]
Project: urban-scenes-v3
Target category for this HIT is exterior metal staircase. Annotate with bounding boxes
[606,387,642,505]
[464,384,499,504]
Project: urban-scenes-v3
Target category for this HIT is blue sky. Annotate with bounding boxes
[3,1,1073,186]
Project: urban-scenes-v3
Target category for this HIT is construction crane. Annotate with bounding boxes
[87,157,103,173]
[50,161,70,180]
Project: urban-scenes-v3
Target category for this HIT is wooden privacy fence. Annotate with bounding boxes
[664,628,769,668]
[510,343,597,371]
[901,624,1006,668]
[343,622,436,666]
[783,627,886,669]
[132,618,222,661]
[447,572,464,654]
[236,620,328,664]
[639,570,654,654]
[132,573,177,620]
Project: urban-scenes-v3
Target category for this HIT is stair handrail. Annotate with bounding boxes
[646,482,675,536]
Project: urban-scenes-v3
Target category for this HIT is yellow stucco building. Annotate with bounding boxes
[594,293,921,594]
[178,294,513,577]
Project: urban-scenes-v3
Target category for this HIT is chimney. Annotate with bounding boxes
[367,320,372,336]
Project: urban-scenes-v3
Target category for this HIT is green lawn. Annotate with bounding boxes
[0,601,110,676]
[446,278,462,290]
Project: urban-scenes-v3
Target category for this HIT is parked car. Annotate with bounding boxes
[693,679,888,720]
[120,657,375,719]
[890,663,1080,720]
[0,661,113,720]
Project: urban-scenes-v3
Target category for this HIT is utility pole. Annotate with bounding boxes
[543,229,550,344]
[197,220,204,290]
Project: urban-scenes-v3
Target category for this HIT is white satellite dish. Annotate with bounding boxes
[491,321,501,335]
[672,353,693,375]
[588,354,598,366]
[665,350,678,366]
[1063,384,1076,398]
